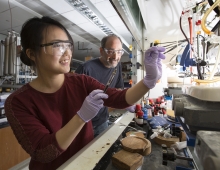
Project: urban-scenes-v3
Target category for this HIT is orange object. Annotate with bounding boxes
[149,99,154,105]
[129,79,133,84]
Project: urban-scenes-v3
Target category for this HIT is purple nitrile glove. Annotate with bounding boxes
[77,89,108,122]
[125,105,136,113]
[143,46,166,89]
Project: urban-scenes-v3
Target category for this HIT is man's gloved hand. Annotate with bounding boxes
[143,46,166,89]
[125,105,136,113]
[77,89,108,122]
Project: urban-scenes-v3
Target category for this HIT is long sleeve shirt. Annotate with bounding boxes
[5,73,129,170]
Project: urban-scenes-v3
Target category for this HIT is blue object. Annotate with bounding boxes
[176,54,182,64]
[180,44,196,71]
[144,104,152,109]
[176,148,194,170]
[0,102,4,108]
[176,116,196,147]
[164,95,172,100]
[148,116,181,129]
[129,53,132,58]
[142,107,148,120]
[180,44,190,71]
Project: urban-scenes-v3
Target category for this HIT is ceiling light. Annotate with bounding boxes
[66,0,114,35]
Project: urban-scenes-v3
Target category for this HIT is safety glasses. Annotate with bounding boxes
[103,48,124,56]
[40,41,73,56]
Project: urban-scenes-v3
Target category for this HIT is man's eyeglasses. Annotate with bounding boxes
[103,48,124,56]
[40,41,73,56]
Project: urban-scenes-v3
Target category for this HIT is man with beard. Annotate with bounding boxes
[75,34,135,137]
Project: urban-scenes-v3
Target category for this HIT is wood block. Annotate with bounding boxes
[153,133,179,147]
[112,149,143,170]
[121,136,151,156]
[126,131,145,138]
[180,130,187,141]
[166,109,175,118]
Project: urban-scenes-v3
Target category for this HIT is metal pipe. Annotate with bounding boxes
[0,84,22,89]
[0,41,5,76]
[4,31,11,75]
[8,31,17,75]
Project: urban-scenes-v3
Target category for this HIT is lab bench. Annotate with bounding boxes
[59,110,192,170]
[9,109,194,170]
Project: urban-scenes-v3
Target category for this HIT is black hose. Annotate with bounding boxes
[179,14,190,45]
[197,63,204,79]
[164,43,184,54]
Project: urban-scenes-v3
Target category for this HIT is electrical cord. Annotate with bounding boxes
[163,41,186,49]
[164,42,185,54]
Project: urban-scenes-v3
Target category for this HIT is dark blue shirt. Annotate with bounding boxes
[75,58,124,126]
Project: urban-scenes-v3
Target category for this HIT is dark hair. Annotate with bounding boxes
[20,16,74,66]
[101,34,123,48]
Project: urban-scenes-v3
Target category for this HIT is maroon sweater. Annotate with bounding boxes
[5,73,129,170]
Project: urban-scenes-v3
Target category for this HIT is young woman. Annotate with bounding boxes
[5,16,165,170]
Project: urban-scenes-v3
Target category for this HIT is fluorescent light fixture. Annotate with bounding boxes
[66,0,114,35]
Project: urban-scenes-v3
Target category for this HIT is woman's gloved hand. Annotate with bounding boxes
[143,46,166,89]
[125,105,136,113]
[77,89,108,122]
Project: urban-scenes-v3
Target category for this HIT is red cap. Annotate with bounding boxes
[135,104,141,111]
[136,110,144,117]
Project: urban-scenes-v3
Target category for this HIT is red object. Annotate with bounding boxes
[136,110,144,117]
[156,98,161,104]
[135,104,143,118]
[135,104,141,112]
[162,108,166,115]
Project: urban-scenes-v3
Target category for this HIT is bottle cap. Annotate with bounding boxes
[135,104,141,111]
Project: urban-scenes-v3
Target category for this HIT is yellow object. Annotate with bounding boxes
[197,30,201,35]
[154,40,160,45]
[167,109,175,119]
[201,0,220,35]
[193,77,220,84]
[85,56,93,61]
[129,45,133,51]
